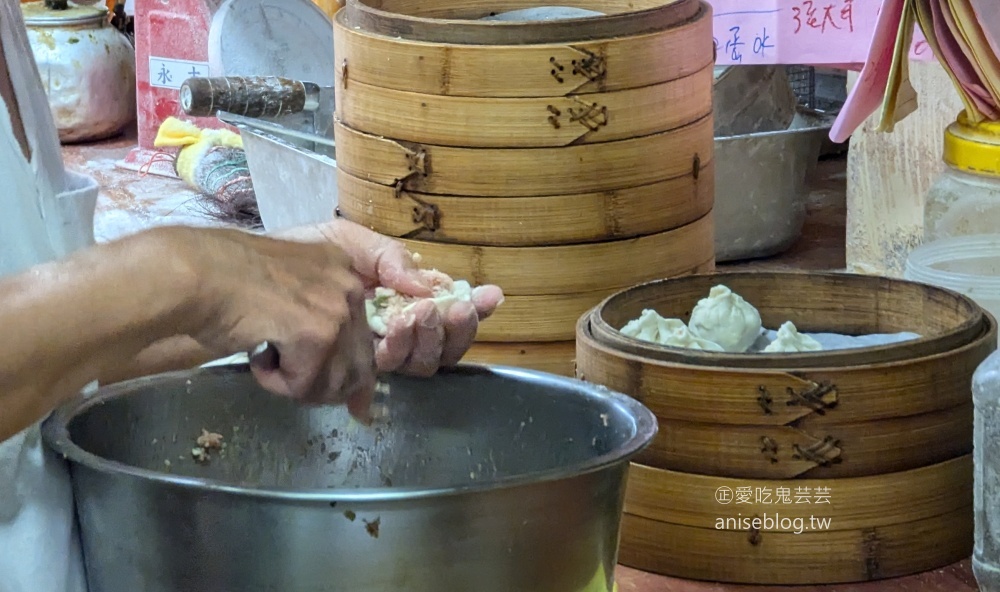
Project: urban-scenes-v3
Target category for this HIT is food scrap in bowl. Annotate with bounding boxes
[191,429,224,463]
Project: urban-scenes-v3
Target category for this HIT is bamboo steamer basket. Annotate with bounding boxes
[619,456,972,584]
[337,160,712,247]
[332,4,713,97]
[574,271,996,479]
[401,213,713,296]
[334,64,713,148]
[342,0,701,45]
[462,341,576,376]
[333,115,712,197]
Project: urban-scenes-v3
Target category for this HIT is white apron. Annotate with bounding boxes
[0,2,99,585]
[0,169,98,592]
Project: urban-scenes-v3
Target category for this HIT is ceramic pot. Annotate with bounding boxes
[23,1,135,143]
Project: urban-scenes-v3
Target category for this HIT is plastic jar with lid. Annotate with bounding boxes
[924,111,1000,242]
[974,350,1000,592]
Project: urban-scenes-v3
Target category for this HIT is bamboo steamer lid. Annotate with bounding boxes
[334,64,713,148]
[333,5,713,97]
[475,259,715,341]
[402,212,714,296]
[462,341,576,376]
[333,115,712,197]
[619,457,972,584]
[342,0,701,44]
[336,162,713,246]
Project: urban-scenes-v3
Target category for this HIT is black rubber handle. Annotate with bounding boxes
[249,341,280,372]
[180,76,308,118]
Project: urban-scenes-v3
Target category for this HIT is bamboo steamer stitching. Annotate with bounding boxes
[334,64,713,148]
[333,115,713,197]
[589,272,985,368]
[400,212,714,295]
[336,163,714,246]
[333,7,713,97]
[639,404,971,479]
[343,0,701,45]
[463,341,576,376]
[625,455,970,529]
[575,313,996,425]
[619,507,971,584]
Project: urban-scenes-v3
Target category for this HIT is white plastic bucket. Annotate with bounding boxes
[905,234,1000,329]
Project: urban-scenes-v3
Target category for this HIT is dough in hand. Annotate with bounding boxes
[763,321,823,353]
[688,285,763,353]
[365,270,477,337]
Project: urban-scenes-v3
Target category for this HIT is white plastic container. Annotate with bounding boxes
[904,234,1000,326]
[924,112,1000,242]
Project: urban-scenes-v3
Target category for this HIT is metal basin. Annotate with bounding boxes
[713,109,834,262]
[43,364,656,592]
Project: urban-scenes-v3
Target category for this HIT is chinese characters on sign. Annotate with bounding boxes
[148,57,210,90]
[791,0,854,34]
[715,485,833,505]
[709,0,931,65]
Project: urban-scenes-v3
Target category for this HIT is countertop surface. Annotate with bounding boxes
[62,137,976,591]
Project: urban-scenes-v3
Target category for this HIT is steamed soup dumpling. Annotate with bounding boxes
[620,310,693,346]
[688,285,763,352]
[659,323,725,351]
[620,309,661,342]
[763,321,823,353]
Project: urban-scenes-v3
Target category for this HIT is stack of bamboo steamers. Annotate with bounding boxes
[333,0,716,375]
[575,271,998,584]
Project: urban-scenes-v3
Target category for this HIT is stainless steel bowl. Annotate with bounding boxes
[43,364,656,592]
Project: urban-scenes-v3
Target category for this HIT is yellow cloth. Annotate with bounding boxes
[153,117,243,187]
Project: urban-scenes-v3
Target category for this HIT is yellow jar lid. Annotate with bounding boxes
[943,110,1000,177]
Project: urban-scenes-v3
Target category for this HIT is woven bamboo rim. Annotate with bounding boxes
[638,403,971,479]
[332,8,713,97]
[625,455,970,529]
[575,313,996,425]
[462,341,576,376]
[334,65,712,148]
[401,213,713,296]
[590,272,985,368]
[336,164,713,246]
[343,0,701,45]
[619,507,971,584]
[333,115,713,197]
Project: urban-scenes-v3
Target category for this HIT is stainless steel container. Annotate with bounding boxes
[713,110,834,263]
[43,364,656,592]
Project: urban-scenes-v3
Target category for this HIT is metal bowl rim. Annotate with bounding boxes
[42,363,657,503]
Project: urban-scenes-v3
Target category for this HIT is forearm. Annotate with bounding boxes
[97,335,216,385]
[0,228,201,441]
[94,221,348,386]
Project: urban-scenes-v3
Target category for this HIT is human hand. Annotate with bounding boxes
[276,219,504,376]
[179,227,377,419]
